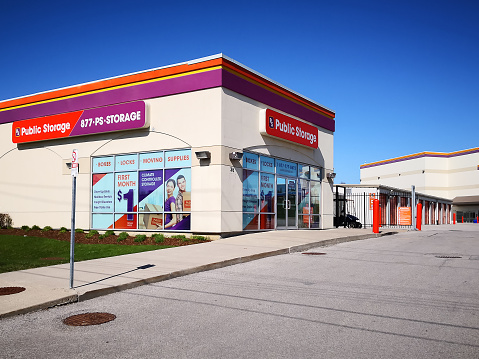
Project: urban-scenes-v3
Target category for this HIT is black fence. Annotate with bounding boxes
[334,187,414,229]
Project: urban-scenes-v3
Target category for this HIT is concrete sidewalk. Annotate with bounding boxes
[0,228,398,319]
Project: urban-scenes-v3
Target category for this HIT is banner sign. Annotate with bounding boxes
[91,149,192,231]
[12,101,147,144]
[399,207,412,225]
[260,109,318,149]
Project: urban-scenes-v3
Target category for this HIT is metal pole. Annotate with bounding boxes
[70,175,76,288]
[411,185,416,230]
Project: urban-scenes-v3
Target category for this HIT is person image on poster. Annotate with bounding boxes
[176,174,186,222]
[164,179,177,228]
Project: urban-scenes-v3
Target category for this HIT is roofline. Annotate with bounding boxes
[0,54,335,118]
[361,147,479,169]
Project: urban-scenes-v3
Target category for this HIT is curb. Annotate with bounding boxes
[1,231,397,318]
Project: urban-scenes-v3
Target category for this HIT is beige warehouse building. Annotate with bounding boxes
[360,148,479,222]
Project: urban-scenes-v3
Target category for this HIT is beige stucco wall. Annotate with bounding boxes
[0,86,335,232]
[360,151,479,200]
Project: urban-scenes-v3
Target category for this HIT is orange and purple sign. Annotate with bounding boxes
[12,101,147,144]
[260,109,318,149]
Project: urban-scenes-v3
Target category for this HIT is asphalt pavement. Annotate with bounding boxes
[0,227,398,319]
[1,223,478,359]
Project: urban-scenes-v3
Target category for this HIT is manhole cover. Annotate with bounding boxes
[63,312,116,326]
[302,252,327,255]
[0,287,26,296]
[435,255,462,259]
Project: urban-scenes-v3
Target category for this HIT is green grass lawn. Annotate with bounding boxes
[0,235,173,274]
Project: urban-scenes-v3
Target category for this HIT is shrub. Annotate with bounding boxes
[86,230,99,238]
[21,225,31,231]
[59,227,69,233]
[117,232,129,242]
[191,235,209,241]
[0,213,13,229]
[99,230,115,239]
[75,228,84,233]
[134,234,147,243]
[42,226,53,232]
[31,225,41,230]
[171,234,186,240]
[152,233,164,243]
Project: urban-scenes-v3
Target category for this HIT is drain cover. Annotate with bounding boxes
[302,252,327,255]
[0,287,26,296]
[63,312,116,326]
[435,255,462,259]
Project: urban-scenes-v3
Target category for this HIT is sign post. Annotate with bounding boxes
[70,149,78,288]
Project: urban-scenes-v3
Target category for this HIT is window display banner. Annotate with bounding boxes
[243,170,259,212]
[276,159,298,177]
[138,170,164,212]
[92,173,114,212]
[164,168,191,230]
[260,109,318,149]
[260,173,275,213]
[115,171,138,215]
[12,101,147,144]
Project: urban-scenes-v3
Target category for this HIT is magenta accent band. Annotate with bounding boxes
[222,70,335,132]
[0,70,222,125]
[70,101,146,137]
[1,68,336,132]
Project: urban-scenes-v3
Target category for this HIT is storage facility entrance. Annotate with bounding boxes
[276,177,297,229]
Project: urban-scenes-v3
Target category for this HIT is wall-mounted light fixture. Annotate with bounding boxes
[229,152,243,160]
[195,151,211,160]
[326,172,336,180]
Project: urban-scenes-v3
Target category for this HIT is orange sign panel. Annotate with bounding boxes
[369,194,376,210]
[398,207,412,225]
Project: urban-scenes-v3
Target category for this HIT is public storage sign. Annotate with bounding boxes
[12,101,148,144]
[259,109,318,149]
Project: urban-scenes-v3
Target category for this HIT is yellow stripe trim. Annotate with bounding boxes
[0,66,222,113]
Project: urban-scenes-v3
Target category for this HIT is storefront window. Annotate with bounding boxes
[298,179,310,228]
[298,165,310,179]
[242,152,322,231]
[310,181,321,215]
[91,149,191,231]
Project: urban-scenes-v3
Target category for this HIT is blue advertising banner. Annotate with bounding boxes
[243,152,259,170]
[116,154,138,171]
[165,149,191,168]
[115,172,137,213]
[138,170,164,211]
[92,173,114,212]
[243,170,259,212]
[92,213,114,229]
[164,168,191,230]
[276,159,298,177]
[92,149,191,231]
[92,156,114,173]
[260,156,275,173]
[139,151,164,170]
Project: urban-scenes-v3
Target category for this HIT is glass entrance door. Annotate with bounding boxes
[276,177,297,229]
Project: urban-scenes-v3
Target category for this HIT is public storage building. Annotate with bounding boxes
[360,147,479,222]
[0,54,336,236]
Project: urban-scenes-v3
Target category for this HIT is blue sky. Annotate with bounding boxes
[1,0,477,184]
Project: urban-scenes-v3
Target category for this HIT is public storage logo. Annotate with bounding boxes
[260,109,318,149]
[11,101,147,144]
